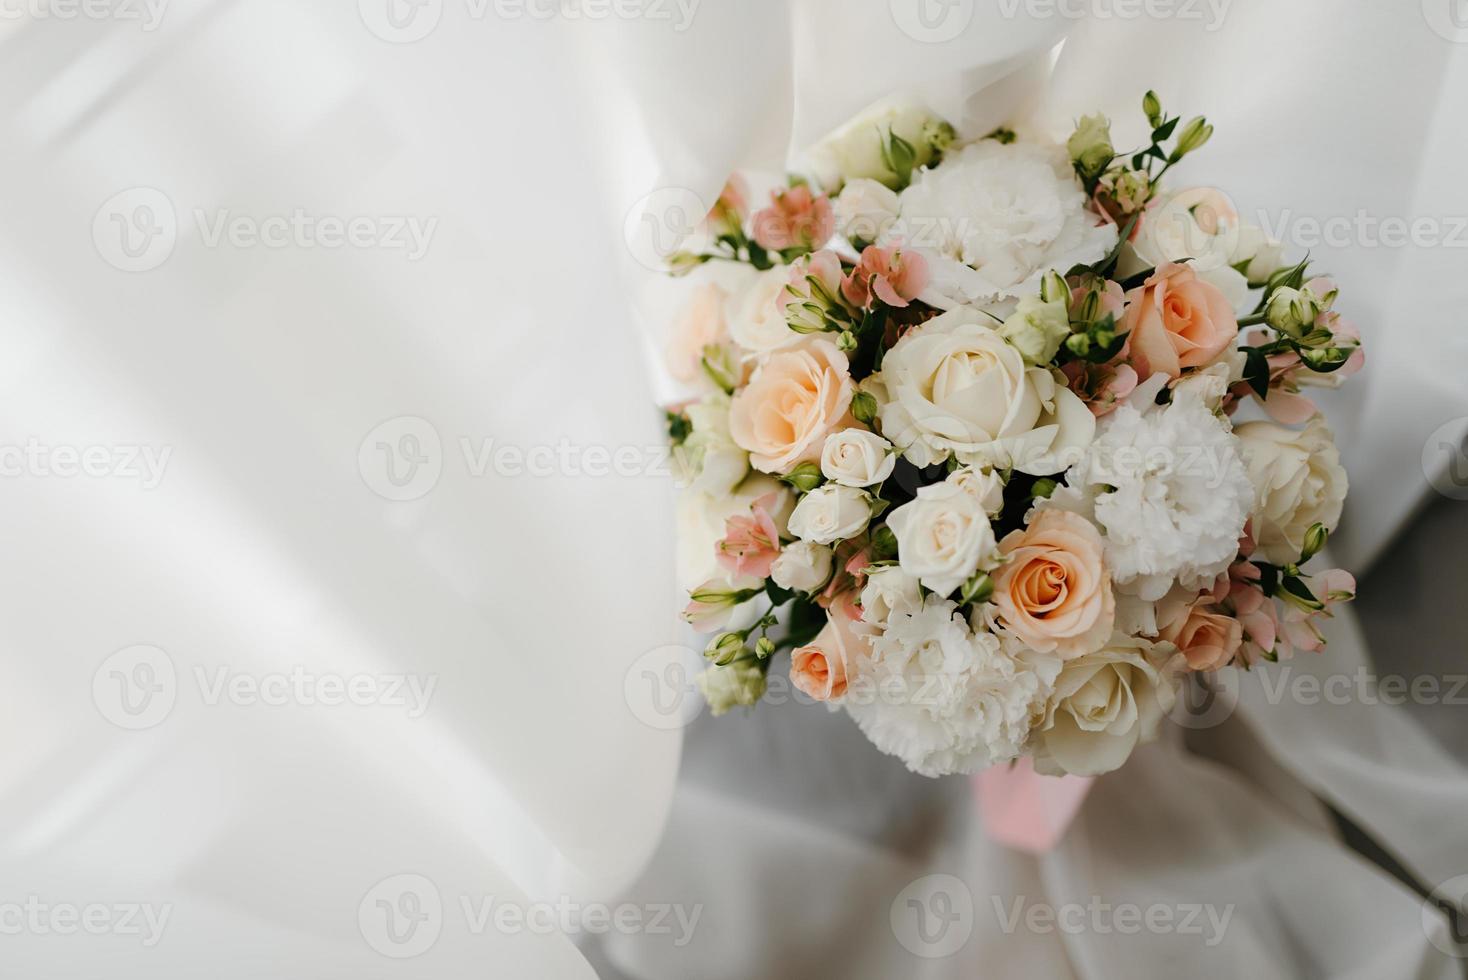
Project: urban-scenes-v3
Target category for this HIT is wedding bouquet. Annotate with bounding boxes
[662,93,1363,778]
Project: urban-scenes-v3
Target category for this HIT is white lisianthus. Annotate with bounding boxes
[1230,223,1287,286]
[946,465,1006,516]
[770,540,834,593]
[788,485,872,545]
[1031,633,1178,777]
[834,178,901,246]
[998,292,1072,367]
[859,565,923,626]
[696,658,767,716]
[1047,378,1253,601]
[844,597,1055,777]
[890,140,1116,307]
[821,428,896,488]
[1234,415,1347,565]
[728,266,798,355]
[674,391,749,496]
[873,307,1095,473]
[887,482,997,597]
[807,104,946,191]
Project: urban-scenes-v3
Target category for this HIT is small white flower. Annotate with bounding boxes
[1235,415,1347,565]
[887,482,996,597]
[834,178,901,245]
[945,465,1006,516]
[821,429,896,488]
[859,565,923,626]
[844,597,1054,777]
[728,266,798,355]
[770,540,834,593]
[788,485,871,545]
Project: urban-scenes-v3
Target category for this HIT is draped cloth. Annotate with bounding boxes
[2,1,1466,977]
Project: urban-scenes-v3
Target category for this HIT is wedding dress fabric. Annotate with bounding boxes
[3,2,1467,978]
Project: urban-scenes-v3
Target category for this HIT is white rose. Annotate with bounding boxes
[770,540,834,593]
[874,307,1095,474]
[788,485,871,545]
[1234,416,1348,565]
[674,392,749,496]
[886,482,996,597]
[1230,223,1287,286]
[807,104,944,191]
[1032,633,1178,777]
[946,465,1006,516]
[834,178,900,246]
[821,428,896,488]
[1131,187,1240,273]
[859,565,923,626]
[728,266,798,355]
[891,140,1116,307]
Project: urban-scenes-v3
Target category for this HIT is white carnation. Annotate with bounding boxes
[844,597,1054,777]
[1049,378,1253,601]
[889,140,1116,308]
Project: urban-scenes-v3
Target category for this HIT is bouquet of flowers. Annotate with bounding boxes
[662,92,1363,778]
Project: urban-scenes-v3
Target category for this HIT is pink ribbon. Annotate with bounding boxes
[973,757,1094,854]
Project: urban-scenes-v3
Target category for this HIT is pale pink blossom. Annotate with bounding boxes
[715,492,783,579]
[751,186,835,252]
[841,245,929,310]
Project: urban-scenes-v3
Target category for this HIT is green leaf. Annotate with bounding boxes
[1242,347,1271,399]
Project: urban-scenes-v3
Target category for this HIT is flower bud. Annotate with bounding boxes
[665,251,705,276]
[1106,169,1150,213]
[836,329,858,353]
[781,461,824,494]
[959,571,994,606]
[1266,286,1321,338]
[1067,114,1114,183]
[1143,91,1163,127]
[923,119,958,155]
[705,631,746,666]
[1173,116,1213,158]
[754,636,776,659]
[1300,523,1328,563]
[1000,294,1071,366]
[700,343,740,393]
[851,390,879,426]
[869,524,899,561]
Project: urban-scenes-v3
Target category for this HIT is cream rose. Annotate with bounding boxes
[887,482,996,597]
[790,613,873,702]
[728,266,799,354]
[770,540,834,593]
[821,428,896,488]
[807,104,944,191]
[729,339,854,474]
[946,465,1006,516]
[1032,633,1178,777]
[788,485,871,545]
[1132,187,1240,273]
[993,509,1114,659]
[1234,415,1348,565]
[873,307,1095,474]
[859,565,923,626]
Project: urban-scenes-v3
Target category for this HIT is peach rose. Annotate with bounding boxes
[1158,601,1242,671]
[993,509,1114,659]
[728,339,854,474]
[790,613,871,702]
[666,281,729,384]
[1121,262,1238,380]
